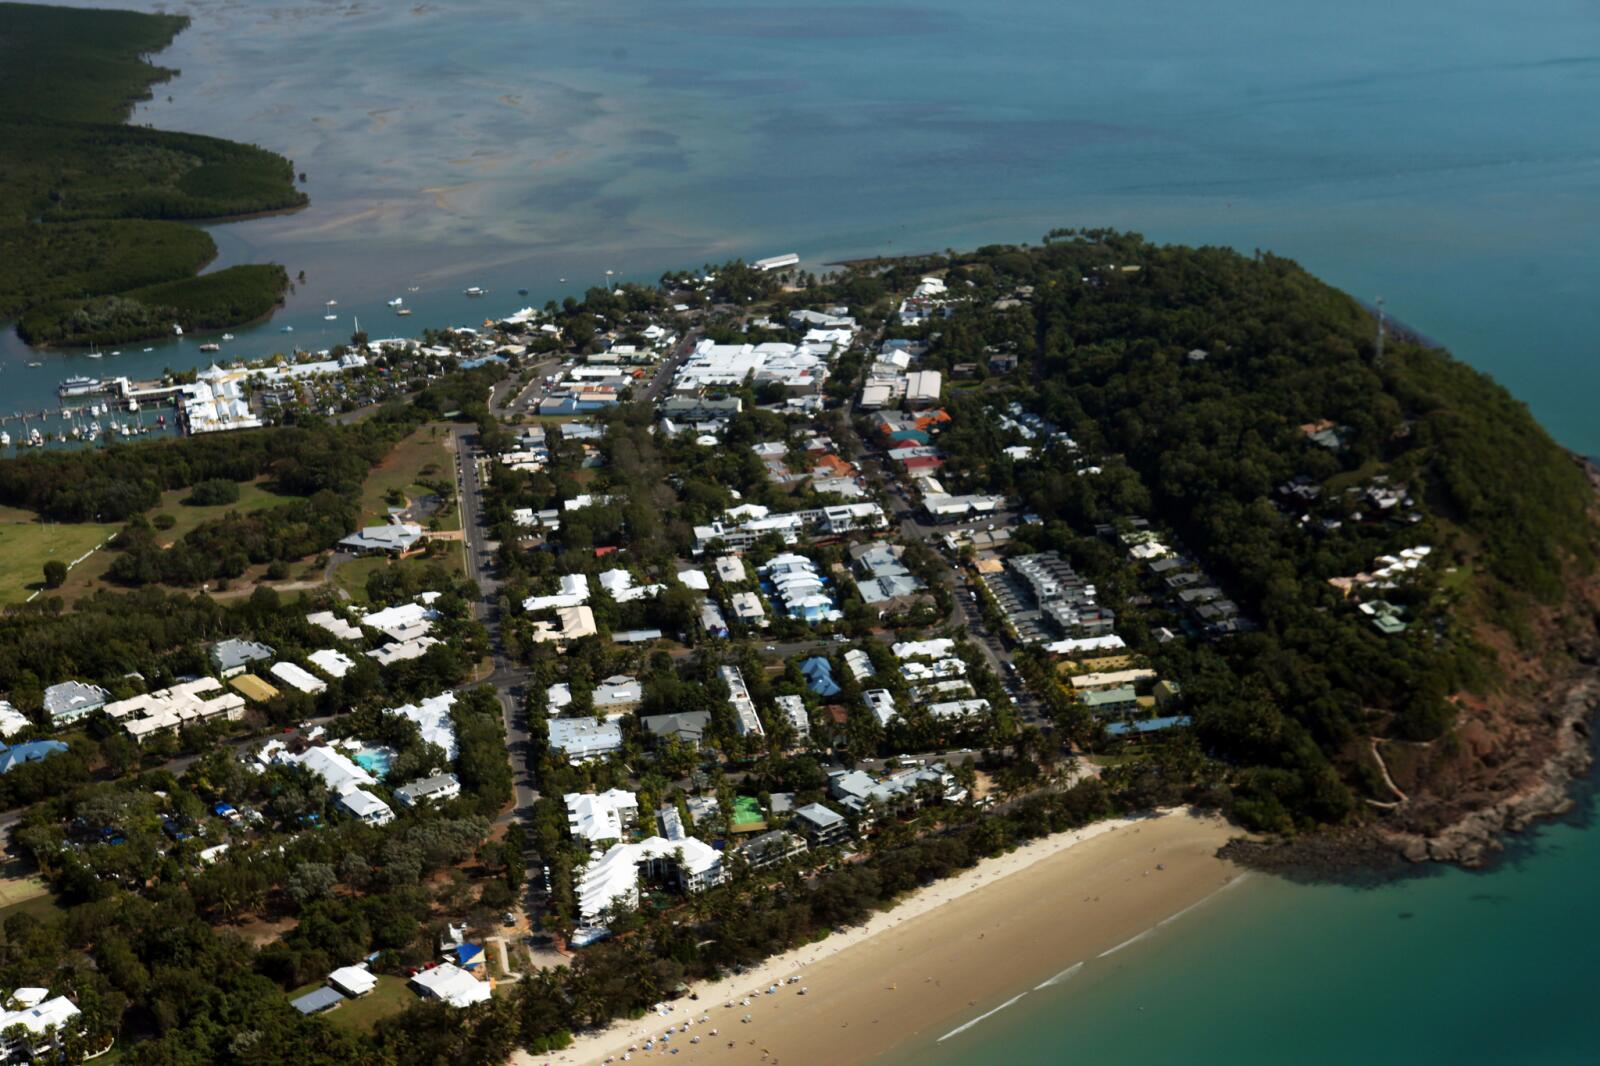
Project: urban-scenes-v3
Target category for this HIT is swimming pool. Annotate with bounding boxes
[350,745,396,779]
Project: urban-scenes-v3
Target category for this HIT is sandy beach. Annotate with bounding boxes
[521,808,1243,1066]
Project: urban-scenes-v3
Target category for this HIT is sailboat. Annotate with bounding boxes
[173,324,184,336]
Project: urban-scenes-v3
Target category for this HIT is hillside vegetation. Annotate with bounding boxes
[0,2,306,344]
[878,232,1598,829]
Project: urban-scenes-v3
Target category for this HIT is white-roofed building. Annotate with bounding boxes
[730,590,768,626]
[864,689,898,727]
[280,745,374,795]
[843,648,877,682]
[0,987,84,1062]
[103,676,246,743]
[410,963,491,1008]
[714,555,747,583]
[366,636,440,665]
[269,661,327,695]
[307,648,357,679]
[721,665,764,737]
[307,611,363,641]
[361,601,437,643]
[927,699,991,720]
[328,966,377,998]
[0,702,31,739]
[574,835,726,928]
[387,691,457,760]
[775,694,810,740]
[335,789,395,827]
[394,772,462,808]
[523,573,591,612]
[892,637,956,660]
[548,716,623,761]
[593,675,643,711]
[565,789,639,842]
[676,568,710,591]
[597,569,664,603]
[1043,635,1128,656]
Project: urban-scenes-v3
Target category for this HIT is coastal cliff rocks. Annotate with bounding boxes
[1384,672,1598,867]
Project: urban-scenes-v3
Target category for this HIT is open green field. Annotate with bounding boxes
[357,423,458,531]
[42,477,303,603]
[0,504,119,604]
[332,551,465,605]
[0,864,62,933]
[152,478,305,545]
[289,974,416,1032]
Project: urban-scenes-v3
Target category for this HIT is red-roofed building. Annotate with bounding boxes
[814,454,856,478]
[902,455,944,473]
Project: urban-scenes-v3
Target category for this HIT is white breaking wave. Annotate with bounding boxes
[1097,927,1155,958]
[1035,961,1084,990]
[938,992,1029,1042]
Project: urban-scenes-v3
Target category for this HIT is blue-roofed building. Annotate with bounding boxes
[799,657,841,697]
[291,986,345,1015]
[0,740,68,774]
[1104,715,1193,738]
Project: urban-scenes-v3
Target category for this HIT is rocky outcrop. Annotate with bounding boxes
[1383,672,1598,867]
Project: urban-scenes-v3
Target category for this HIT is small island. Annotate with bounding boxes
[0,2,306,347]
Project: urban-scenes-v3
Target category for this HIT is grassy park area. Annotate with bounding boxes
[288,975,416,1032]
[0,504,119,604]
[357,423,459,531]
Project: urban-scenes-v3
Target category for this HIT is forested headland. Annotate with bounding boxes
[840,232,1600,837]
[0,2,307,346]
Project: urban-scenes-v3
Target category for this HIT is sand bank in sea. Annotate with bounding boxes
[523,808,1243,1066]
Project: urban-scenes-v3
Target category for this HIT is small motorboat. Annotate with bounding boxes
[281,325,295,333]
[199,343,220,352]
[221,333,235,341]
[517,287,529,295]
[463,286,486,297]
[387,297,404,307]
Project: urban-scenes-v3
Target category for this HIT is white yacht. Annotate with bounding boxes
[463,286,486,297]
[387,297,404,307]
[173,324,184,336]
[0,430,10,448]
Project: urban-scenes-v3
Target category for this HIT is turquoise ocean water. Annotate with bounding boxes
[5,2,1600,1059]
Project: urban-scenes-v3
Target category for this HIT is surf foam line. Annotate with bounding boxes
[938,992,1029,1042]
[1035,961,1084,990]
[1099,872,1253,959]
[1097,927,1155,958]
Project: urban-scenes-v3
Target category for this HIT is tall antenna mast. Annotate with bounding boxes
[1374,297,1386,363]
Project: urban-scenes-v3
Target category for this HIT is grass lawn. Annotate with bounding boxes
[290,974,416,1032]
[0,866,63,934]
[149,478,304,546]
[0,506,119,604]
[33,477,304,604]
[331,551,463,604]
[358,423,459,531]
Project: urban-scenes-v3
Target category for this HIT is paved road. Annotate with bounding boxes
[450,424,540,824]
